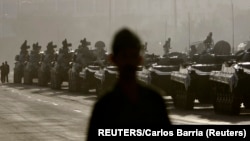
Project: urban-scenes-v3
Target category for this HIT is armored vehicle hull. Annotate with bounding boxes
[137,52,187,97]
[78,65,100,93]
[210,50,250,115]
[138,65,179,97]
[14,59,25,83]
[23,61,41,84]
[94,66,118,98]
[170,41,233,110]
[171,63,222,109]
[38,62,51,86]
[50,50,74,90]
[50,62,70,89]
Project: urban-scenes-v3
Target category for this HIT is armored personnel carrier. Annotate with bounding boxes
[78,41,107,94]
[94,65,118,97]
[68,38,95,92]
[14,40,30,83]
[170,40,233,110]
[50,39,74,89]
[23,42,43,84]
[137,52,187,98]
[210,48,250,115]
[37,42,57,86]
[138,39,187,98]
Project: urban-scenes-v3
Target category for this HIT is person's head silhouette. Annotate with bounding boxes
[110,28,142,81]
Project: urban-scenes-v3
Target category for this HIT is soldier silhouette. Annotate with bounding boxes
[0,62,5,83]
[163,38,171,57]
[87,28,172,141]
[4,61,9,83]
[203,32,214,50]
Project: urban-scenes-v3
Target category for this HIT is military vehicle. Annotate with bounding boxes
[23,42,43,84]
[170,40,233,110]
[236,40,250,52]
[137,39,187,98]
[50,39,74,89]
[68,38,95,92]
[137,52,187,98]
[14,40,30,83]
[78,40,108,94]
[37,41,57,86]
[95,65,144,98]
[94,65,118,97]
[210,47,250,115]
[79,65,101,93]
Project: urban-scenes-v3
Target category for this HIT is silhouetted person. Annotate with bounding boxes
[163,38,171,57]
[0,62,5,83]
[87,28,171,141]
[203,32,214,50]
[4,61,9,83]
[189,45,197,57]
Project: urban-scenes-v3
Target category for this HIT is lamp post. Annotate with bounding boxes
[188,12,191,53]
[231,0,235,53]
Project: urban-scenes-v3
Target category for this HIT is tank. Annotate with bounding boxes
[23,42,43,84]
[68,38,96,92]
[37,42,57,86]
[78,41,108,94]
[210,48,250,115]
[94,65,118,98]
[137,52,187,98]
[50,39,74,89]
[170,40,234,110]
[79,65,101,93]
[95,65,144,98]
[13,40,30,83]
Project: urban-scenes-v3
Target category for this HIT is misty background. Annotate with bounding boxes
[1,0,250,70]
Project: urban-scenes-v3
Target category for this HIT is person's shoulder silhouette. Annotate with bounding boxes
[87,28,172,141]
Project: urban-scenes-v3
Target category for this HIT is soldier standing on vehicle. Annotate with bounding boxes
[93,41,107,66]
[0,62,5,83]
[189,45,197,57]
[20,40,30,62]
[203,32,214,50]
[58,39,72,65]
[163,38,171,57]
[78,38,92,58]
[75,38,94,67]
[44,42,57,63]
[4,61,9,83]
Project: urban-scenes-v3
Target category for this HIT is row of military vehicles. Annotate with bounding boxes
[13,38,250,116]
[13,39,111,95]
[138,39,250,116]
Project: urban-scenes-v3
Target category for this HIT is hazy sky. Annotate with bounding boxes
[1,0,250,68]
